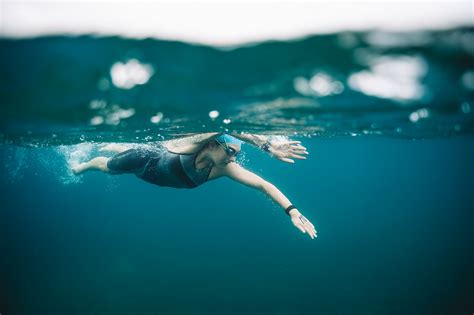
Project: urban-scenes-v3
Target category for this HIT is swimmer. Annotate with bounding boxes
[71,132,317,239]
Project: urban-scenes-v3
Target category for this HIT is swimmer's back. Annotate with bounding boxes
[107,144,209,188]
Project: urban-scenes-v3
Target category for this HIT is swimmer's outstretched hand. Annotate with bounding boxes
[267,140,309,164]
[289,209,317,239]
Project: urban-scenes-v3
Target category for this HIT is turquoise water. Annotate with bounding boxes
[1,28,473,142]
[0,29,473,314]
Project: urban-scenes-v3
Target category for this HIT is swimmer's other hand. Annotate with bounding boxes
[267,140,309,164]
[289,209,317,239]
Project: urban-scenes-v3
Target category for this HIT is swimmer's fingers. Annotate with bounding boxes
[291,217,306,233]
[291,145,309,154]
[276,157,300,163]
[294,213,316,235]
[282,152,307,161]
[276,142,308,155]
[272,151,307,163]
[306,225,317,239]
[288,141,307,150]
[279,157,295,164]
[296,224,306,234]
[304,221,317,239]
[291,217,316,239]
[271,141,308,156]
[289,153,307,160]
[292,148,309,154]
[299,216,317,239]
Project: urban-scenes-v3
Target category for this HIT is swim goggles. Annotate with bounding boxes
[215,139,240,156]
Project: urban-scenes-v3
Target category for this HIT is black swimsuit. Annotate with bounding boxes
[106,144,213,189]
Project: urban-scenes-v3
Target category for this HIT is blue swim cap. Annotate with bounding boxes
[215,134,243,146]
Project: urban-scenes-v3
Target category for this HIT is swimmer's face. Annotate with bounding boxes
[214,142,241,165]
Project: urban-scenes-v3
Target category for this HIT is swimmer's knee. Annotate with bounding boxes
[99,157,112,172]
[102,157,124,174]
[89,156,111,173]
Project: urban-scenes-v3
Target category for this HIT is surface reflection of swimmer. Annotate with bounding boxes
[71,133,317,239]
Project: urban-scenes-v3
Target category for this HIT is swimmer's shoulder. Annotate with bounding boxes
[161,141,197,154]
[162,132,221,154]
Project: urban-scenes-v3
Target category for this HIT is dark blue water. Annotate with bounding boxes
[0,135,473,314]
[1,28,473,314]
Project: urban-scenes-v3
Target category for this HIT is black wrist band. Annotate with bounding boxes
[285,205,296,216]
[260,140,271,152]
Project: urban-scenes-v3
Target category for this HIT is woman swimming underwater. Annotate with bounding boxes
[71,132,317,239]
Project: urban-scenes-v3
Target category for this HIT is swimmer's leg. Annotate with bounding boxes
[71,156,111,175]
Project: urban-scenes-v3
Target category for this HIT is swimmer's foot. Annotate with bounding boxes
[70,162,86,175]
[70,157,110,174]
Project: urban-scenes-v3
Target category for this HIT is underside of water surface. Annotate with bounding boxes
[0,27,473,147]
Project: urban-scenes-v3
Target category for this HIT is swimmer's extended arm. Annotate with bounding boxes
[167,132,309,163]
[230,133,309,164]
[221,162,317,239]
[176,132,264,146]
[188,132,221,144]
[229,133,268,147]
